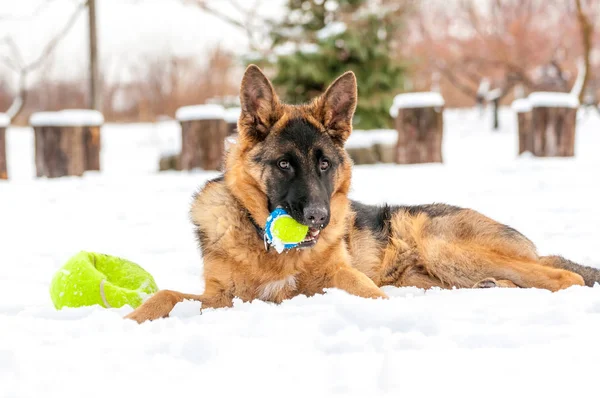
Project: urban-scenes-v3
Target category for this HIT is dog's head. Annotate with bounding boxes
[225,65,356,248]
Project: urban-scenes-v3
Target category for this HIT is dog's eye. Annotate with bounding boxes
[320,158,330,171]
[278,160,291,170]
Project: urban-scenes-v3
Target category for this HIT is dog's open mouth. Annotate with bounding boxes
[297,227,321,248]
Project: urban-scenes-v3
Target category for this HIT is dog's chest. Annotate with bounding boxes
[258,275,297,302]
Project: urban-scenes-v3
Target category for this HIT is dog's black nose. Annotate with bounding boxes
[303,206,328,227]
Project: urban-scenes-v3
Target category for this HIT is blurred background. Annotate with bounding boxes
[1,0,598,127]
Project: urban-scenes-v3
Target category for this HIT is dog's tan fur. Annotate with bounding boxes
[126,65,585,324]
[347,207,583,290]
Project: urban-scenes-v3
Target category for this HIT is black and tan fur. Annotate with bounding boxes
[126,65,597,323]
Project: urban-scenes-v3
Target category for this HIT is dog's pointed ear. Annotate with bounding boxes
[318,71,357,145]
[239,65,280,142]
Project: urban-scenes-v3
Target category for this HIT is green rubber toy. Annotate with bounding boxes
[50,251,159,309]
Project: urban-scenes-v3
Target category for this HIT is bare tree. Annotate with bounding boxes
[0,1,86,120]
[574,0,594,104]
[88,0,100,111]
[184,0,268,54]
[408,0,600,128]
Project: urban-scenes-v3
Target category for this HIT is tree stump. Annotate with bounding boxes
[30,110,104,178]
[389,92,445,164]
[159,152,181,171]
[224,107,241,136]
[176,104,227,171]
[528,93,579,157]
[0,114,8,180]
[373,143,396,163]
[512,99,533,154]
[346,146,379,165]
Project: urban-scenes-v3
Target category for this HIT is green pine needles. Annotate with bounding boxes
[258,0,407,129]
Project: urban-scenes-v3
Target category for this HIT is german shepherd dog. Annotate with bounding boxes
[126,65,599,323]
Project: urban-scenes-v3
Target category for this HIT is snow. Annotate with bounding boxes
[389,92,445,117]
[175,104,226,122]
[2,108,600,397]
[29,110,104,127]
[570,58,586,98]
[5,96,23,120]
[223,107,241,124]
[477,78,490,95]
[274,42,320,57]
[485,87,502,101]
[345,129,397,149]
[528,92,580,109]
[316,21,347,40]
[511,98,532,113]
[0,113,9,127]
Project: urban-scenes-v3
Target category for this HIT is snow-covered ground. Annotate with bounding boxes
[1,108,599,397]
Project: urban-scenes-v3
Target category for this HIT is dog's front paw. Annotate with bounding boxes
[124,310,159,324]
[123,290,179,323]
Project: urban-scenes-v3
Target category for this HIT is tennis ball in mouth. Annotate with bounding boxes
[265,208,309,253]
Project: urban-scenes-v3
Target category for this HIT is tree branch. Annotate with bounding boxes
[23,1,86,72]
[574,0,593,103]
[436,62,479,98]
[0,0,57,21]
[184,0,266,53]
[0,1,86,119]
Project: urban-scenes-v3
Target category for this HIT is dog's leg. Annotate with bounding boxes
[394,268,519,290]
[420,240,585,292]
[487,260,584,291]
[540,255,600,287]
[331,266,388,299]
[395,269,448,289]
[124,290,203,324]
[124,280,234,324]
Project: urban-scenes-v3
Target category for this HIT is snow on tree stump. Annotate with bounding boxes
[176,104,228,171]
[224,107,241,137]
[0,114,8,180]
[30,110,104,178]
[389,92,445,164]
[512,99,533,155]
[528,93,579,157]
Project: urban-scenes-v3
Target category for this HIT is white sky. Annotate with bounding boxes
[0,0,285,87]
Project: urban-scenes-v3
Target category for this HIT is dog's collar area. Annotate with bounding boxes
[245,210,270,252]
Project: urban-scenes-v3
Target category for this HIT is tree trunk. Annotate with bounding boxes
[88,0,101,111]
[575,0,593,104]
[530,107,577,157]
[346,146,379,165]
[0,127,6,180]
[517,112,533,154]
[180,119,228,171]
[394,107,444,164]
[34,126,86,178]
[84,125,101,171]
[492,98,500,130]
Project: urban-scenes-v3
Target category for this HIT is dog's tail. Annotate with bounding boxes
[541,255,600,287]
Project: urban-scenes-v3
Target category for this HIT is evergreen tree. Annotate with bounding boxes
[260,0,407,129]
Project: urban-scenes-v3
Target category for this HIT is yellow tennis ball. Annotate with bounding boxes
[272,215,309,244]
